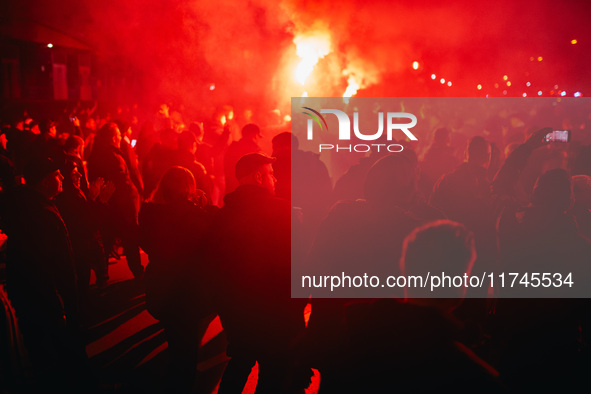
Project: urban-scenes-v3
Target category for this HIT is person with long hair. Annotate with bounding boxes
[138,166,216,392]
[87,122,144,279]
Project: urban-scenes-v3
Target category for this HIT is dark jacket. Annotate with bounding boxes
[495,205,590,390]
[87,143,139,223]
[420,143,459,197]
[430,162,497,286]
[307,199,422,297]
[54,180,106,283]
[142,143,178,199]
[303,199,423,373]
[139,200,215,321]
[120,137,144,197]
[431,162,492,227]
[29,133,63,163]
[0,186,78,327]
[173,150,213,199]
[4,127,36,174]
[209,184,305,355]
[328,299,503,393]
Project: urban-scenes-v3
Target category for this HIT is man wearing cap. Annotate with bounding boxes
[209,153,307,393]
[0,157,95,390]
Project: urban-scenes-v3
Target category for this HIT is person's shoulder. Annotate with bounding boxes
[1,186,32,214]
[450,162,471,175]
[497,203,525,229]
[119,139,132,154]
[141,200,200,213]
[54,187,83,207]
[297,149,320,160]
[192,160,207,175]
[295,150,326,167]
[180,199,214,216]
[226,140,241,151]
[434,163,470,187]
[332,198,367,210]
[326,199,368,222]
[38,199,65,227]
[268,194,291,210]
[111,148,129,168]
[139,201,160,215]
[92,144,120,160]
[203,203,220,217]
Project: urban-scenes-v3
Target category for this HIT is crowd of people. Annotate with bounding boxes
[0,99,590,392]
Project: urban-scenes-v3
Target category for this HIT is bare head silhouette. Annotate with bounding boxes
[364,151,418,207]
[532,168,572,213]
[152,166,196,204]
[401,220,476,304]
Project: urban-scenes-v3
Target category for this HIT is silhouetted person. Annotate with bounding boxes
[496,168,591,391]
[139,166,216,393]
[493,127,566,209]
[3,122,36,175]
[419,127,458,199]
[365,150,445,222]
[307,152,432,298]
[572,144,591,176]
[305,153,431,388]
[87,122,144,279]
[0,153,17,193]
[430,135,495,300]
[0,157,96,391]
[190,121,215,175]
[82,116,98,162]
[272,132,332,252]
[55,157,112,294]
[270,132,292,200]
[29,119,63,162]
[62,135,90,196]
[320,221,502,393]
[431,135,492,228]
[331,149,388,204]
[210,153,307,393]
[201,119,231,206]
[223,124,262,195]
[142,128,179,199]
[175,130,213,200]
[571,174,591,240]
[116,120,144,198]
[136,120,157,163]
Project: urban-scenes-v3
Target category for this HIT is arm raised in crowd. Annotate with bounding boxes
[491,127,551,199]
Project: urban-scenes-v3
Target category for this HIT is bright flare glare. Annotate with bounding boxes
[294,33,331,85]
[343,75,360,103]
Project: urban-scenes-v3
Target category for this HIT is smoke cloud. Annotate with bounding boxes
[3,0,590,113]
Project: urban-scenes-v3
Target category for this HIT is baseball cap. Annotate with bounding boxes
[235,153,275,179]
[24,157,60,186]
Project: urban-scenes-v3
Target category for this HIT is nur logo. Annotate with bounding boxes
[302,107,418,153]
